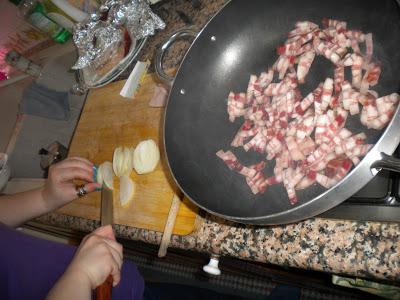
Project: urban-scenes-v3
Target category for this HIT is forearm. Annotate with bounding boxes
[0,188,51,227]
[46,268,92,300]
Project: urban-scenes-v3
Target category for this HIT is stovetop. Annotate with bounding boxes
[318,147,400,222]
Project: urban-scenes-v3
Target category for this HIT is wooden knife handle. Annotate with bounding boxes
[96,275,113,300]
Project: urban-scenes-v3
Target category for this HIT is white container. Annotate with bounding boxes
[0,154,11,192]
[50,0,88,23]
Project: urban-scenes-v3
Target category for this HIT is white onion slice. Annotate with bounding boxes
[96,164,104,185]
[113,147,123,177]
[101,161,114,190]
[130,147,135,170]
[121,147,132,175]
[133,139,160,174]
[119,175,135,206]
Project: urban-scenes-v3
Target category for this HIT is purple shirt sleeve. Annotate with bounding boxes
[0,223,144,300]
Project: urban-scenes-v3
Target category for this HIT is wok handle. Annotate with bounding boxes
[155,28,198,85]
[371,152,400,173]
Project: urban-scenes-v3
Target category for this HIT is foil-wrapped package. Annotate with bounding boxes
[72,0,165,70]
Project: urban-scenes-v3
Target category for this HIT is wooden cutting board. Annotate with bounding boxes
[56,73,199,235]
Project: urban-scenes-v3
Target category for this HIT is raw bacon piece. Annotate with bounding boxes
[246,171,268,194]
[340,82,360,115]
[263,77,296,96]
[246,75,257,101]
[307,143,332,165]
[325,156,351,177]
[227,92,247,122]
[266,137,283,160]
[333,65,344,94]
[334,132,366,155]
[321,78,334,112]
[350,39,361,54]
[297,136,316,156]
[311,152,337,172]
[258,69,274,88]
[288,21,318,37]
[317,157,353,188]
[274,55,293,79]
[297,50,315,83]
[278,39,312,57]
[216,150,256,178]
[360,104,379,127]
[282,168,299,204]
[249,161,266,172]
[314,114,330,144]
[360,62,381,93]
[230,120,258,147]
[316,173,336,188]
[322,18,347,31]
[243,131,267,153]
[376,93,399,115]
[364,33,373,64]
[348,144,372,159]
[351,55,363,89]
[316,40,345,64]
[343,54,363,88]
[218,18,396,205]
[360,93,399,130]
[296,115,315,140]
[344,29,365,42]
[295,84,322,115]
[334,32,351,48]
[286,136,305,161]
[295,176,315,190]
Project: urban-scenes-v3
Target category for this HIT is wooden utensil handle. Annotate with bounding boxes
[158,194,181,257]
[96,275,113,300]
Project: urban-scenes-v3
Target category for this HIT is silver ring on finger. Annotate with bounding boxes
[76,185,87,197]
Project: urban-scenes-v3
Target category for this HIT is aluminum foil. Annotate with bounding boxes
[72,0,165,70]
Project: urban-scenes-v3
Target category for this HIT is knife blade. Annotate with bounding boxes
[100,185,113,226]
[96,185,114,300]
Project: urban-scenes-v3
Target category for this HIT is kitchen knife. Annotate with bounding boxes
[100,186,113,227]
[96,186,114,300]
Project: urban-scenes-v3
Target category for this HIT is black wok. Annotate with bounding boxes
[162,0,400,224]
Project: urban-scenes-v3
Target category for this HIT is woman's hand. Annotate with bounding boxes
[46,226,123,300]
[0,157,101,227]
[42,157,101,211]
[67,225,123,288]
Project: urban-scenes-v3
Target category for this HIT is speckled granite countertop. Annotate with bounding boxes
[36,0,400,282]
[36,212,400,281]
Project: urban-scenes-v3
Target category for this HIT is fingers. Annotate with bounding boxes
[55,157,93,168]
[58,167,94,183]
[97,238,123,287]
[107,245,123,285]
[94,225,116,241]
[98,234,123,286]
[104,242,122,287]
[68,157,94,167]
[55,158,93,171]
[52,157,94,175]
[49,157,95,184]
[110,259,121,286]
[76,232,123,288]
[92,226,123,271]
[85,182,102,193]
[103,238,123,264]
